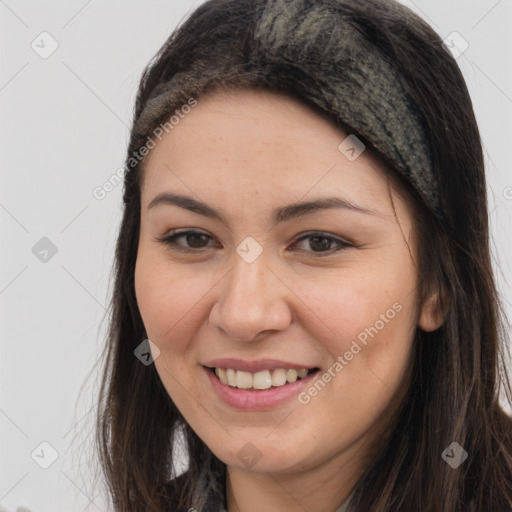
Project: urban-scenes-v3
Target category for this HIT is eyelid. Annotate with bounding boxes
[293,231,352,247]
[155,229,218,252]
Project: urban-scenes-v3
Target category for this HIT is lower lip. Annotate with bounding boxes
[204,366,319,410]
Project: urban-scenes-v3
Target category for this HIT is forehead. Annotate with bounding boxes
[140,88,391,200]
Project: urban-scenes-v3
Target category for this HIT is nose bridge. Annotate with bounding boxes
[228,247,274,315]
[233,255,266,302]
[211,245,291,340]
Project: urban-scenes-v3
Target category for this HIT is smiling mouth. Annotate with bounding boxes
[206,366,320,391]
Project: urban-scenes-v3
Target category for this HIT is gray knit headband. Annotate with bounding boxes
[134,0,442,219]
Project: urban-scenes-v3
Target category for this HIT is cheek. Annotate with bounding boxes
[134,252,210,409]
[134,248,215,351]
[135,258,175,341]
[295,255,419,416]
[298,261,417,350]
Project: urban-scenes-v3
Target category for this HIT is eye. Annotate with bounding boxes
[156,229,218,253]
[290,231,352,257]
[156,229,353,257]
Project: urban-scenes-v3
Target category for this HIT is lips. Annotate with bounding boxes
[204,363,320,410]
[201,357,321,409]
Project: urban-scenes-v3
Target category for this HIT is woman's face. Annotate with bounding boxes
[134,88,441,477]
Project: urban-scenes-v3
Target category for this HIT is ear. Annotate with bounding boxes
[418,286,448,332]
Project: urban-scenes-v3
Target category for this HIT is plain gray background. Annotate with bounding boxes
[1,0,511,510]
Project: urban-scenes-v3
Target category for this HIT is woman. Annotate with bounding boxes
[95,0,512,510]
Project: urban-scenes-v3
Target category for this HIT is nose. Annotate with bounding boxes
[208,251,292,342]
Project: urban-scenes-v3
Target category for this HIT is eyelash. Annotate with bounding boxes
[155,229,353,257]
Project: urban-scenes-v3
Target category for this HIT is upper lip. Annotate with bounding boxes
[203,358,318,373]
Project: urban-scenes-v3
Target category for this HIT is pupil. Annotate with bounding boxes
[187,233,207,248]
[310,236,330,251]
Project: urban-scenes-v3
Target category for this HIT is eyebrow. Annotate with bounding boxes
[148,192,379,224]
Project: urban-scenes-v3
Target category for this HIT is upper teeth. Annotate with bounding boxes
[214,367,310,389]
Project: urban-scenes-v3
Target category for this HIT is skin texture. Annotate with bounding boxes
[134,88,443,512]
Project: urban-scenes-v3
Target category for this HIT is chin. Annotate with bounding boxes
[209,437,309,474]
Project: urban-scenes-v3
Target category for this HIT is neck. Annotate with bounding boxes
[225,440,370,512]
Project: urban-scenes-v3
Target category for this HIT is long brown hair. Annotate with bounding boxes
[95,0,512,510]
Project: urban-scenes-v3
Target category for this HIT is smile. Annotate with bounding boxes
[212,367,316,390]
[203,364,321,410]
